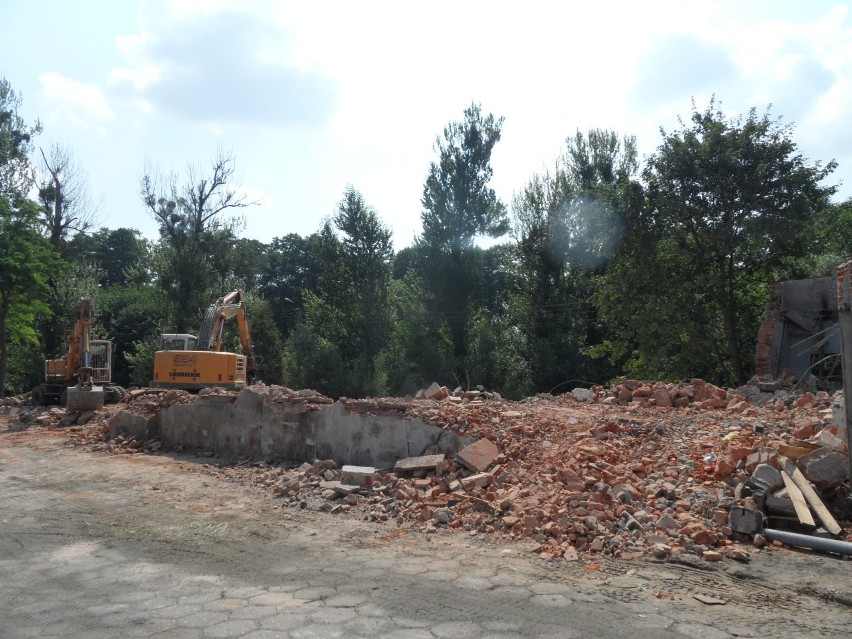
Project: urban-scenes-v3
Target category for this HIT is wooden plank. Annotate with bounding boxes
[780,471,816,526]
[779,456,841,535]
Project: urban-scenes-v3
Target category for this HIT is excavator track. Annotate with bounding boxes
[65,385,105,412]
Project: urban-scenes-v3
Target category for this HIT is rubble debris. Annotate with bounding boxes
[729,508,764,536]
[799,447,849,489]
[13,376,849,563]
[778,457,842,536]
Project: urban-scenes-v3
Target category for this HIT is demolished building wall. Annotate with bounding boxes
[754,275,840,383]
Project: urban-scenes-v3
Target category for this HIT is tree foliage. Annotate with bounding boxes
[415,103,508,366]
[511,129,638,391]
[141,149,258,332]
[0,196,64,393]
[598,100,837,385]
[0,78,41,197]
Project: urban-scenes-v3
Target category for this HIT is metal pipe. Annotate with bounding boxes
[763,528,852,556]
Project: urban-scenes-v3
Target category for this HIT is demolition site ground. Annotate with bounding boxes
[0,381,851,638]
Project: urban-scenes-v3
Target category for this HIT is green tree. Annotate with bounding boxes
[0,77,41,197]
[0,196,64,393]
[297,187,394,396]
[416,103,508,363]
[260,233,322,339]
[511,129,638,390]
[809,198,852,275]
[600,100,837,385]
[141,150,257,332]
[68,227,151,287]
[379,271,455,396]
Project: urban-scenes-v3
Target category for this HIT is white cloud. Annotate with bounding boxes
[38,72,116,134]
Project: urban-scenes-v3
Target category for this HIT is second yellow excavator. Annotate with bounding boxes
[151,290,257,390]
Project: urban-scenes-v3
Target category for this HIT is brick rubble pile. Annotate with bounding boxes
[3,377,849,563]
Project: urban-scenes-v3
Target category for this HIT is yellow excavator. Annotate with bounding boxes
[31,297,125,411]
[151,289,257,390]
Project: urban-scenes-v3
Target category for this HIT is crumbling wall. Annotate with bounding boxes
[755,276,839,380]
[111,387,471,468]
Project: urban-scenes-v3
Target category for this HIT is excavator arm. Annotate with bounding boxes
[196,290,257,381]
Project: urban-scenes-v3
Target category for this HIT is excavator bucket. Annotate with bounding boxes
[65,384,105,412]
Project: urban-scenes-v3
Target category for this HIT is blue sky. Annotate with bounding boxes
[2,0,850,249]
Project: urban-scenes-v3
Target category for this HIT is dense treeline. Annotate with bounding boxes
[2,78,849,399]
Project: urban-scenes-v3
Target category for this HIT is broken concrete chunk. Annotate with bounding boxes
[394,454,445,473]
[333,483,362,497]
[729,507,764,536]
[655,513,678,530]
[340,465,376,488]
[460,472,492,490]
[423,382,448,400]
[571,388,596,402]
[799,447,848,489]
[456,438,500,473]
[749,463,783,490]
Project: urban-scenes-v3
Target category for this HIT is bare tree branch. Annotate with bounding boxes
[38,143,100,255]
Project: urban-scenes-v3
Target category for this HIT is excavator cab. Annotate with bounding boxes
[159,334,198,351]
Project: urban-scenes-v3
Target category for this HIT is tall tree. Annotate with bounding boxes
[416,103,508,364]
[38,143,98,256]
[296,187,394,395]
[140,150,257,332]
[332,186,393,365]
[600,100,837,385]
[0,196,64,393]
[0,77,41,197]
[512,129,638,390]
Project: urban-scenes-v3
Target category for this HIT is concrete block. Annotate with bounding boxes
[394,454,445,473]
[571,388,596,402]
[456,438,499,472]
[765,493,797,518]
[750,463,783,490]
[729,507,764,535]
[799,448,848,488]
[340,465,375,488]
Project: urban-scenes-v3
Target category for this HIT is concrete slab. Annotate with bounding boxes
[456,439,499,473]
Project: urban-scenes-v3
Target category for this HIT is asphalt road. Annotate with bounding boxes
[1,430,849,638]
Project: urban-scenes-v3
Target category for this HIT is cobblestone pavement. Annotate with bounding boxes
[1,432,849,638]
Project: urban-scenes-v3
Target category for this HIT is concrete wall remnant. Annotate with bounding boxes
[111,387,471,469]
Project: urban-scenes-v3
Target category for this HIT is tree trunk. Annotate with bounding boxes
[719,266,746,386]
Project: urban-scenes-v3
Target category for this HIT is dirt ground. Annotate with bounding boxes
[1,419,850,638]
